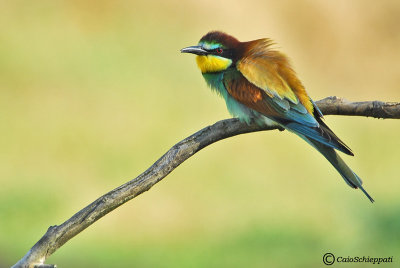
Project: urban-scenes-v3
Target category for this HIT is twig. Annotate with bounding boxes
[12,97,400,268]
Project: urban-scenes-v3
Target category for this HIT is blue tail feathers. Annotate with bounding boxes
[297,134,374,203]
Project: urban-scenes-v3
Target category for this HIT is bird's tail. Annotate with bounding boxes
[302,136,374,203]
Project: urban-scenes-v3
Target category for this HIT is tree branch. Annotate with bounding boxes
[12,97,400,268]
[316,96,400,118]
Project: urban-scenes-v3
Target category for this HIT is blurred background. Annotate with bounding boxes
[1,0,399,267]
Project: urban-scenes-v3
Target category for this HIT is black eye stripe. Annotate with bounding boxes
[202,47,233,58]
[203,48,221,53]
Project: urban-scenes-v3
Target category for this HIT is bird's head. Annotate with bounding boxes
[181,31,241,74]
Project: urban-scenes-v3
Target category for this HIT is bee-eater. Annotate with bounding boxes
[181,31,374,202]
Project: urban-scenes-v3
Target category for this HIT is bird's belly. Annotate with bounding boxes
[227,98,278,127]
[258,116,279,126]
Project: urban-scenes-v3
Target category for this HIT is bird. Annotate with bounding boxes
[181,31,374,202]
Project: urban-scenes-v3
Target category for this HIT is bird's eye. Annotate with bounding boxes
[216,48,223,54]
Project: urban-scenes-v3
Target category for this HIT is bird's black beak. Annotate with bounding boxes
[180,45,207,56]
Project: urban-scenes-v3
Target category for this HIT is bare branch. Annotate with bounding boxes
[315,96,400,119]
[12,97,400,268]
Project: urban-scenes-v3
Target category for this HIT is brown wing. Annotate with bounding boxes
[237,38,314,114]
[223,69,281,118]
[223,69,353,155]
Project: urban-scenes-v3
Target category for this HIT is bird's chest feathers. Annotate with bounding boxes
[196,55,232,73]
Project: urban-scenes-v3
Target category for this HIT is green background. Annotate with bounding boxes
[1,0,399,267]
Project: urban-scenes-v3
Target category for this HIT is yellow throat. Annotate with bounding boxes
[196,55,232,73]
